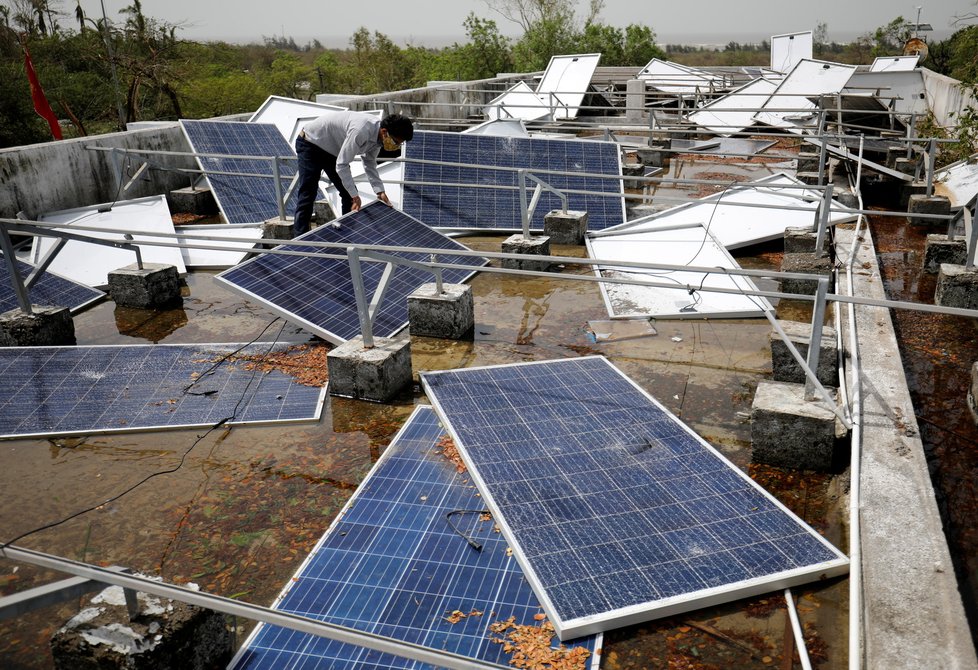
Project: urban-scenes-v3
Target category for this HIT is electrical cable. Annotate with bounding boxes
[445,509,491,552]
[0,317,288,553]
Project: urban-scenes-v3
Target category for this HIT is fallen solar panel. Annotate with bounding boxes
[180,119,311,225]
[0,343,326,440]
[0,254,104,315]
[422,356,849,640]
[216,202,488,345]
[402,130,624,232]
[230,405,601,670]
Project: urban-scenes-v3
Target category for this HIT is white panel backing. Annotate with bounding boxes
[321,160,404,217]
[463,118,530,137]
[689,77,780,136]
[249,95,346,143]
[870,55,920,72]
[753,59,857,130]
[637,59,723,94]
[484,81,550,121]
[844,70,927,117]
[35,195,186,288]
[935,154,978,208]
[594,173,857,250]
[175,223,263,269]
[770,31,813,73]
[535,53,601,119]
[587,223,772,319]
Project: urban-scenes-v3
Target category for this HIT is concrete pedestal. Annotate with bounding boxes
[167,186,218,216]
[795,152,821,173]
[750,380,846,471]
[625,79,646,123]
[622,162,645,190]
[327,336,412,402]
[263,217,294,241]
[783,227,818,254]
[770,320,839,386]
[893,157,917,178]
[635,146,667,168]
[50,582,232,670]
[407,283,474,339]
[543,210,588,245]
[107,264,181,309]
[795,171,822,186]
[780,253,833,296]
[313,199,336,226]
[0,306,75,346]
[501,234,552,272]
[924,234,968,273]
[907,194,951,227]
[900,180,928,209]
[935,263,978,310]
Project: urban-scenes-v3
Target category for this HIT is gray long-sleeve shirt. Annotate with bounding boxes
[300,111,384,196]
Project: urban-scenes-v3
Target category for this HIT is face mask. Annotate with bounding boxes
[382,132,402,152]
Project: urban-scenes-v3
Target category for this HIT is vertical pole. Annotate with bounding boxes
[925,139,937,197]
[518,169,530,238]
[431,254,443,294]
[0,226,33,314]
[804,277,829,401]
[816,106,828,187]
[905,114,916,159]
[966,202,977,270]
[347,247,374,349]
[814,184,833,257]
[271,157,287,222]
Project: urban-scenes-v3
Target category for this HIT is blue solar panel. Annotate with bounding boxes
[231,406,600,670]
[402,131,624,232]
[181,120,311,224]
[0,255,104,314]
[0,343,326,439]
[215,202,487,345]
[421,356,849,640]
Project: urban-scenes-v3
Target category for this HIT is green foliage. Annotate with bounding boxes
[868,15,915,57]
[423,14,513,82]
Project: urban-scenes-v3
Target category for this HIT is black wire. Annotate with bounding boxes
[445,509,491,552]
[0,317,288,554]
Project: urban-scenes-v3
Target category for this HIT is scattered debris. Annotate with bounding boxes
[444,608,484,624]
[227,344,330,387]
[436,434,467,472]
[489,615,591,669]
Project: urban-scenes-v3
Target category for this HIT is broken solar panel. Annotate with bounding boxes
[181,119,309,224]
[421,357,849,640]
[230,406,601,670]
[753,60,857,131]
[934,154,978,209]
[0,255,104,315]
[402,130,624,232]
[0,343,326,440]
[586,223,773,320]
[215,202,487,345]
[688,77,779,136]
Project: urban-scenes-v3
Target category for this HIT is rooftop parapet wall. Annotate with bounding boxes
[0,124,195,221]
[921,67,978,131]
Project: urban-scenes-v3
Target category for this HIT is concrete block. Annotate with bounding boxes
[935,263,978,310]
[313,199,336,226]
[50,581,232,670]
[893,157,917,177]
[783,227,818,254]
[543,210,589,245]
[263,217,294,241]
[834,189,859,209]
[907,194,951,227]
[407,282,474,339]
[0,305,75,346]
[635,145,667,167]
[750,380,847,471]
[770,320,839,386]
[501,234,552,272]
[899,180,928,210]
[780,253,833,296]
[327,335,412,402]
[970,362,978,427]
[622,162,645,190]
[795,151,821,173]
[167,185,218,216]
[795,171,822,186]
[924,234,968,273]
[885,147,904,169]
[625,79,646,123]
[108,264,181,309]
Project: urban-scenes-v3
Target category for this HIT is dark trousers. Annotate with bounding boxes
[293,135,354,235]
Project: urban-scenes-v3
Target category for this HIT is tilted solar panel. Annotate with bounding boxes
[402,130,624,232]
[0,343,326,439]
[230,406,601,669]
[0,255,104,315]
[421,356,849,640]
[216,202,487,345]
[180,119,305,224]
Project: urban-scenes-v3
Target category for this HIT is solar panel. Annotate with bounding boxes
[181,120,310,224]
[1,254,104,315]
[230,406,601,670]
[770,31,813,74]
[248,95,346,143]
[421,356,849,640]
[215,202,487,345]
[535,54,601,120]
[0,343,326,440]
[402,130,624,232]
[753,60,856,131]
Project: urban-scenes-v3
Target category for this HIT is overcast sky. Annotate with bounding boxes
[79,0,976,45]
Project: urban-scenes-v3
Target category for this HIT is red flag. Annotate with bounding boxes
[23,44,63,140]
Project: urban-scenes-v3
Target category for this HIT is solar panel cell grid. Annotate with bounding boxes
[403,131,624,231]
[421,356,849,639]
[0,256,104,314]
[231,406,600,670]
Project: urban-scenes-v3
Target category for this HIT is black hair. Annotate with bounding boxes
[381,113,414,142]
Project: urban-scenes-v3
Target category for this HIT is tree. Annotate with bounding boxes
[813,21,828,58]
[868,15,915,57]
[259,50,312,99]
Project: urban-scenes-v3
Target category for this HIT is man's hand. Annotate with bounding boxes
[376,192,393,207]
[350,195,363,212]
